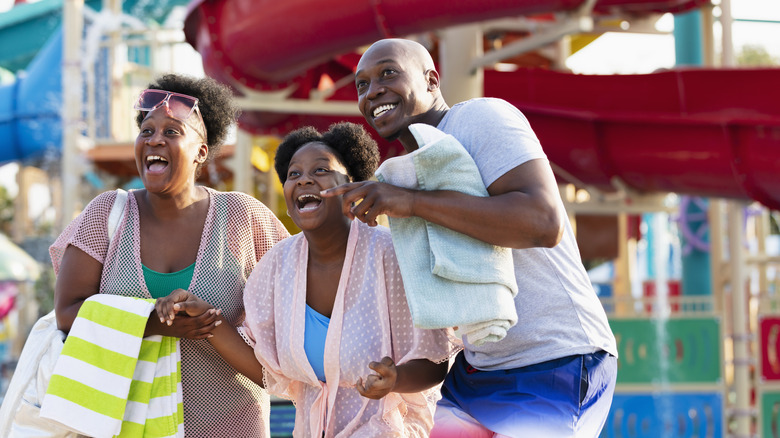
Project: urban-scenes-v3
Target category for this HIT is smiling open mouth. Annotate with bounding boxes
[146,155,169,172]
[296,193,322,211]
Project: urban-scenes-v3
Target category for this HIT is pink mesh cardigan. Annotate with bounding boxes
[241,220,461,438]
[50,188,290,438]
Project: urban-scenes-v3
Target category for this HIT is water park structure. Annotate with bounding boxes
[1,0,780,436]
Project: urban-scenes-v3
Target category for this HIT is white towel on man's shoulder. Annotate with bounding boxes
[375,123,518,346]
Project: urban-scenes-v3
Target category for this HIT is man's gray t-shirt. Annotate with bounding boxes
[437,98,617,370]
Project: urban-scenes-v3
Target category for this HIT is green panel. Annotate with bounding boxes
[761,392,780,438]
[122,0,190,24]
[0,0,63,72]
[610,317,721,384]
[0,0,189,72]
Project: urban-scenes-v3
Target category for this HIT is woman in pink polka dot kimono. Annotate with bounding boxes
[157,122,460,437]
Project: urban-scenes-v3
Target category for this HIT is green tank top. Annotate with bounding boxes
[142,263,196,299]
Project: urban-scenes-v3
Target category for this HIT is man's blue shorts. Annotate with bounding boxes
[432,350,617,438]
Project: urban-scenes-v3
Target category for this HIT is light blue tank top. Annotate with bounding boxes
[304,304,330,382]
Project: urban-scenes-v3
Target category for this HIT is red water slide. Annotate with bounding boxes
[183,0,780,210]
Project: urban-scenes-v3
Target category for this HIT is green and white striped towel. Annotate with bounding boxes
[40,294,183,438]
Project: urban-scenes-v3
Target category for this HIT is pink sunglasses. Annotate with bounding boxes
[134,89,206,139]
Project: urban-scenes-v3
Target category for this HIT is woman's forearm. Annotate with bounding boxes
[208,319,265,386]
[393,359,449,393]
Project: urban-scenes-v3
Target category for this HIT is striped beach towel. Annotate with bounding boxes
[40,294,183,438]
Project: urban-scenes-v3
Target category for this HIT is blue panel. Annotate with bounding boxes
[601,392,723,438]
[270,400,295,438]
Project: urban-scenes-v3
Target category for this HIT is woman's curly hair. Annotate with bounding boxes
[135,73,240,162]
[274,122,380,184]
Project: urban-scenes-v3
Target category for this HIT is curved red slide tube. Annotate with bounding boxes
[183,0,780,210]
[184,0,706,86]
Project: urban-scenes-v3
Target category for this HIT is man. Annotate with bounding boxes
[322,38,617,437]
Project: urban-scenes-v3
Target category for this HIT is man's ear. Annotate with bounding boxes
[425,69,440,92]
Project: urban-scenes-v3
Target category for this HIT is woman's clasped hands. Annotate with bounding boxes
[155,288,223,340]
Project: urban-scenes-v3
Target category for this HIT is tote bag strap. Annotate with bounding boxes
[108,189,128,243]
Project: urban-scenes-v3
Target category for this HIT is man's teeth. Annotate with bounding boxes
[147,155,168,163]
[373,104,396,118]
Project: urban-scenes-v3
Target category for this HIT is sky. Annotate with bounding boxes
[0,0,778,220]
[566,0,780,74]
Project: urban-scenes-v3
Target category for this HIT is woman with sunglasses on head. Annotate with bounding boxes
[156,122,460,437]
[49,73,290,437]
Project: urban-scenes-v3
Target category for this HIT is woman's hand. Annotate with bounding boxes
[156,288,216,322]
[152,288,222,339]
[356,357,449,399]
[356,356,398,400]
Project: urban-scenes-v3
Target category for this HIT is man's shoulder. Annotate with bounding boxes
[443,98,521,128]
[451,97,515,113]
[440,98,524,134]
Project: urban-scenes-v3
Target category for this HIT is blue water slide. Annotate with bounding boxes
[0,0,189,164]
[0,28,62,163]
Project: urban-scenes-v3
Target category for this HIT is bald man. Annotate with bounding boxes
[322,38,618,437]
